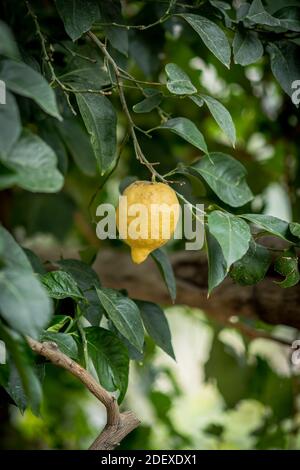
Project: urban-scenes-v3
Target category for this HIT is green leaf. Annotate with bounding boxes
[230,240,271,286]
[241,214,292,242]
[41,331,78,359]
[137,301,175,360]
[46,315,73,333]
[76,93,117,175]
[267,41,300,98]
[151,248,176,303]
[55,0,100,41]
[165,63,197,95]
[99,0,128,56]
[23,248,46,275]
[206,226,227,295]
[233,29,264,66]
[0,92,21,156]
[275,6,300,32]
[85,326,129,402]
[0,324,42,415]
[0,59,61,120]
[96,288,144,351]
[181,14,231,68]
[0,226,52,338]
[208,211,251,270]
[274,253,300,288]
[246,0,280,27]
[82,289,105,326]
[57,118,97,176]
[0,20,20,59]
[289,222,300,238]
[187,153,253,208]
[201,95,236,146]
[56,259,100,292]
[155,118,208,154]
[189,95,204,108]
[40,270,85,301]
[0,130,64,192]
[133,89,163,113]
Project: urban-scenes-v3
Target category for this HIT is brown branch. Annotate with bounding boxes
[26,337,140,450]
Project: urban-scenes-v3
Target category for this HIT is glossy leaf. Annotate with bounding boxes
[40,271,85,301]
[41,331,78,359]
[233,29,263,66]
[241,214,292,242]
[165,63,197,95]
[187,153,253,207]
[181,14,231,68]
[76,93,117,175]
[201,95,236,146]
[0,131,64,192]
[0,59,61,120]
[96,288,144,351]
[274,254,300,288]
[208,211,251,270]
[85,326,129,402]
[155,118,207,154]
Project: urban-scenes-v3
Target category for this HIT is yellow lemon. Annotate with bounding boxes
[116,181,179,264]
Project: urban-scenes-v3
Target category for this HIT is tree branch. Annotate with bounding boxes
[26,337,140,450]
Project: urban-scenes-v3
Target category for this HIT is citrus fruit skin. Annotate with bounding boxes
[116,181,179,264]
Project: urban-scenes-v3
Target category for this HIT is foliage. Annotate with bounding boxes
[0,0,300,449]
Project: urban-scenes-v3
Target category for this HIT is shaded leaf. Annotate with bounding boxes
[85,326,129,402]
[230,240,271,285]
[241,214,292,242]
[274,253,300,288]
[233,29,263,66]
[137,300,175,359]
[56,259,100,291]
[267,41,300,99]
[55,0,100,41]
[206,226,227,295]
[201,95,236,146]
[151,248,176,302]
[40,271,85,301]
[0,91,21,156]
[133,89,163,113]
[247,0,280,27]
[99,0,128,56]
[0,20,20,59]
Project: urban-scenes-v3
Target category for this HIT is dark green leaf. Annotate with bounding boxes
[289,222,300,238]
[233,29,264,66]
[155,117,208,154]
[76,93,117,175]
[208,211,251,270]
[230,240,271,285]
[99,0,128,56]
[55,0,100,41]
[41,331,78,359]
[0,224,32,271]
[133,90,163,113]
[247,0,280,27]
[275,6,300,32]
[0,59,61,120]
[0,131,64,192]
[206,227,227,295]
[201,95,236,146]
[241,214,292,242]
[0,91,21,156]
[56,259,100,291]
[85,326,129,402]
[267,41,300,98]
[181,14,231,68]
[274,253,300,288]
[0,20,20,59]
[151,248,176,303]
[96,288,144,351]
[165,63,197,95]
[23,248,46,274]
[137,300,175,359]
[40,271,85,300]
[187,153,253,207]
